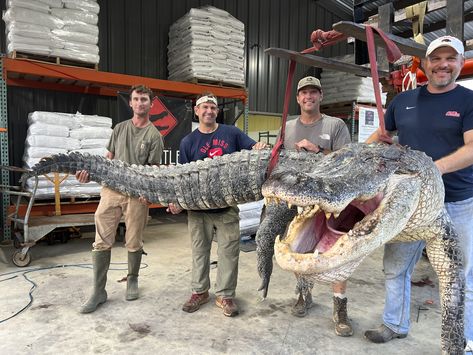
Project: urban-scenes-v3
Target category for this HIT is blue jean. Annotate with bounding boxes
[382,196,473,339]
[382,240,424,334]
[445,196,473,342]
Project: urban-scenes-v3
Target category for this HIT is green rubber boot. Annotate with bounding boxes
[80,250,111,314]
[126,250,142,301]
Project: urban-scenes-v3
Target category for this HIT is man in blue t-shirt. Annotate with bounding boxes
[168,93,266,317]
[364,36,473,351]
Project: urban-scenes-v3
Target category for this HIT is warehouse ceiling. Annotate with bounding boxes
[317,0,473,45]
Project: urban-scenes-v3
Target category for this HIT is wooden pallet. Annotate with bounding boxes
[187,77,245,89]
[9,51,98,70]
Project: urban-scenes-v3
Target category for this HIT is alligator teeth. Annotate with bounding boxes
[297,206,303,214]
[288,203,292,209]
[325,212,331,220]
[334,212,340,219]
[264,197,269,205]
[313,249,319,257]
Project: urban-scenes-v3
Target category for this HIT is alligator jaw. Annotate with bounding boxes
[274,174,422,275]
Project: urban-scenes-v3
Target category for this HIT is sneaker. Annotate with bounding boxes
[215,296,239,317]
[333,296,353,337]
[291,292,313,317]
[182,291,209,313]
[364,324,407,343]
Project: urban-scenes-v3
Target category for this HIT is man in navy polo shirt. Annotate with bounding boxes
[364,36,473,352]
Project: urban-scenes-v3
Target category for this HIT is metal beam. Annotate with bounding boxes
[397,11,473,38]
[3,58,248,101]
[333,21,427,57]
[446,0,465,40]
[377,3,394,72]
[264,48,390,77]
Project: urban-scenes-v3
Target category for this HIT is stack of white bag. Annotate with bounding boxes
[238,200,264,238]
[2,0,100,64]
[24,111,112,199]
[50,0,100,64]
[3,0,64,56]
[168,6,245,87]
[320,55,387,106]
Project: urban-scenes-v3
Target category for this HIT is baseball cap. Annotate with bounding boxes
[297,76,322,92]
[426,36,464,56]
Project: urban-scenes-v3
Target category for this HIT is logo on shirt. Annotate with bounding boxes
[208,148,223,158]
[405,106,416,110]
[445,111,461,118]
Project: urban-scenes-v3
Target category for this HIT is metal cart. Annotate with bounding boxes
[1,173,97,267]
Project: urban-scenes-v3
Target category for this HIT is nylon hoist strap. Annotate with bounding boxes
[365,25,402,144]
[406,1,427,45]
[266,30,346,176]
[403,2,426,92]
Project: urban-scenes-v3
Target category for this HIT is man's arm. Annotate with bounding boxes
[435,130,473,175]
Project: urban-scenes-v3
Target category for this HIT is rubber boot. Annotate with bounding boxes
[79,250,111,314]
[126,250,142,301]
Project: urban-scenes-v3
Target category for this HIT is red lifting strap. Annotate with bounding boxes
[365,25,402,144]
[266,29,346,176]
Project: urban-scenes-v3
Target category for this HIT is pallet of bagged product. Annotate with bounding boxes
[187,76,245,88]
[9,50,98,70]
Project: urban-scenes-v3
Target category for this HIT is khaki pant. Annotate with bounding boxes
[93,187,148,252]
[187,207,240,298]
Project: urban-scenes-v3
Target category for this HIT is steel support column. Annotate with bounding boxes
[0,57,11,241]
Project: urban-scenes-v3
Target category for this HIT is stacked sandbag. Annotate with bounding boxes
[168,6,245,87]
[320,55,387,106]
[238,200,264,238]
[50,0,100,64]
[23,111,112,199]
[3,0,64,56]
[2,0,100,65]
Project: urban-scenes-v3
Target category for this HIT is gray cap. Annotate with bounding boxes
[297,76,322,91]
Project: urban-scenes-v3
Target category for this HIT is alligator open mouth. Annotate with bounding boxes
[271,192,383,257]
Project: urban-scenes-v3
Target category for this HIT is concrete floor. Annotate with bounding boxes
[0,210,442,354]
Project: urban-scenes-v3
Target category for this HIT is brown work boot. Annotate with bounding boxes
[215,296,239,317]
[291,292,313,317]
[333,296,353,337]
[182,291,209,313]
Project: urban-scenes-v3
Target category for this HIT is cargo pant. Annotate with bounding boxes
[187,207,240,298]
[93,187,148,252]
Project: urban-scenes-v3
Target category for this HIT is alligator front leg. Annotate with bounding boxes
[426,212,465,355]
[256,201,296,298]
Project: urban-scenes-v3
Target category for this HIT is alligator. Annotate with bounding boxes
[261,142,464,355]
[9,142,464,354]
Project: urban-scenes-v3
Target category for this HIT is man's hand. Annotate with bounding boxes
[294,139,321,153]
[252,141,268,150]
[75,170,90,183]
[138,196,151,205]
[167,203,183,214]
